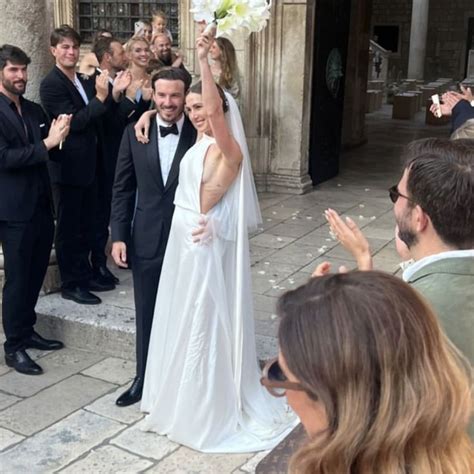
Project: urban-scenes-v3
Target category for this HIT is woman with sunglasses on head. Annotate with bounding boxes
[261,271,473,474]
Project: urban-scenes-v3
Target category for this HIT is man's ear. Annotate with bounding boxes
[414,205,430,233]
[49,46,56,57]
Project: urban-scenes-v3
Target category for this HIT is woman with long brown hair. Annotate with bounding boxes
[262,271,473,473]
[209,36,241,102]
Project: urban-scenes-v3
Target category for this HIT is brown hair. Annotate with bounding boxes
[50,25,81,47]
[278,271,473,474]
[402,138,474,249]
[214,37,240,92]
[188,80,229,113]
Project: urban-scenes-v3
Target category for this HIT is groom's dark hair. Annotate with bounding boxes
[151,67,192,92]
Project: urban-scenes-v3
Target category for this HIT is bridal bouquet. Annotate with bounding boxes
[190,0,272,36]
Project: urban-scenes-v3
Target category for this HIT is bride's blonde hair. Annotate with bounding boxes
[278,272,473,474]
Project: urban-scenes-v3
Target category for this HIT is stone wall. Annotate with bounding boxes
[372,0,474,81]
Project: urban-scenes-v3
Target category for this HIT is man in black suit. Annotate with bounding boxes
[0,44,69,375]
[111,67,196,406]
[40,25,113,305]
[89,37,132,286]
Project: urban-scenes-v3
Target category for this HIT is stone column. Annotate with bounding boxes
[0,0,53,102]
[407,0,430,80]
[53,0,75,28]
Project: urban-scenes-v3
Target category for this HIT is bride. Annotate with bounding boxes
[140,31,296,452]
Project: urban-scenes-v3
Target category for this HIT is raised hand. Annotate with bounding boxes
[95,70,110,102]
[460,84,473,102]
[325,208,373,270]
[196,32,214,61]
[312,261,348,278]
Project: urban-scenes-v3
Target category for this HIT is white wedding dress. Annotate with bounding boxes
[141,96,297,453]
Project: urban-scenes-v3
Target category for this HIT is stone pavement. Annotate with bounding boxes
[0,107,449,472]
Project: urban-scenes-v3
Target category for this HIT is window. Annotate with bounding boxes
[372,25,400,53]
[78,1,179,44]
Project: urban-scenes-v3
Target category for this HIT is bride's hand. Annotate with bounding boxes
[192,216,213,245]
[196,32,213,61]
[134,109,157,144]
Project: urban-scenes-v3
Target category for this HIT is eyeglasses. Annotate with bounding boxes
[388,185,414,204]
[260,358,307,398]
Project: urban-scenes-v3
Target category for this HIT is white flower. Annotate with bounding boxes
[191,0,272,36]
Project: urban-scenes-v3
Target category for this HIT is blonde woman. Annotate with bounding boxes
[124,36,152,110]
[262,271,473,473]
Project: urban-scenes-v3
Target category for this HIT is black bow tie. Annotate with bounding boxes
[159,123,179,137]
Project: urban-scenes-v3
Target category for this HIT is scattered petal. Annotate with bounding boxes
[276,237,283,242]
[269,279,276,283]
[370,216,376,220]
[264,261,270,265]
[306,216,313,220]
[119,291,126,295]
[258,270,266,275]
[364,188,370,192]
[306,253,313,257]
[272,211,277,215]
[358,215,365,220]
[266,218,272,222]
[359,204,365,208]
[271,314,278,320]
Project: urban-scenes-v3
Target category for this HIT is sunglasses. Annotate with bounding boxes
[260,358,307,398]
[388,185,415,204]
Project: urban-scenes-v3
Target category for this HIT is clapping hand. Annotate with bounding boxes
[126,78,143,102]
[324,208,373,270]
[95,69,110,102]
[112,70,132,101]
[44,114,72,150]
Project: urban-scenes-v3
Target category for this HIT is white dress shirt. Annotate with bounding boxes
[73,74,89,105]
[156,114,184,185]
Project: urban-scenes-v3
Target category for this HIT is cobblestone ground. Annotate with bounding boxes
[0,107,449,473]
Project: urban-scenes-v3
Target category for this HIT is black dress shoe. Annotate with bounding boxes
[24,332,64,351]
[5,349,43,375]
[94,265,119,285]
[62,287,102,305]
[87,276,115,292]
[116,377,143,407]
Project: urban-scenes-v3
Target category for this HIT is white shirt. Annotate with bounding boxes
[73,74,89,105]
[156,114,184,185]
[402,249,474,281]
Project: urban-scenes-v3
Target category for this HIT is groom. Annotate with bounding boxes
[111,67,196,406]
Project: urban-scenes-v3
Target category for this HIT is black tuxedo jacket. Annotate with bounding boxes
[0,94,51,221]
[93,70,151,181]
[111,116,197,259]
[40,66,108,186]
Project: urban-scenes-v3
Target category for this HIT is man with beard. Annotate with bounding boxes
[390,138,473,362]
[90,36,143,286]
[0,44,70,374]
[323,138,473,363]
[148,33,186,73]
[110,67,196,406]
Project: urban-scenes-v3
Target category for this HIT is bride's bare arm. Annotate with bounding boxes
[196,33,242,169]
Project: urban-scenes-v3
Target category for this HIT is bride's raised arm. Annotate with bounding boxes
[196,32,242,167]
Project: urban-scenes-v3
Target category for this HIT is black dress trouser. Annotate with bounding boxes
[53,182,97,289]
[131,235,168,380]
[0,197,54,353]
